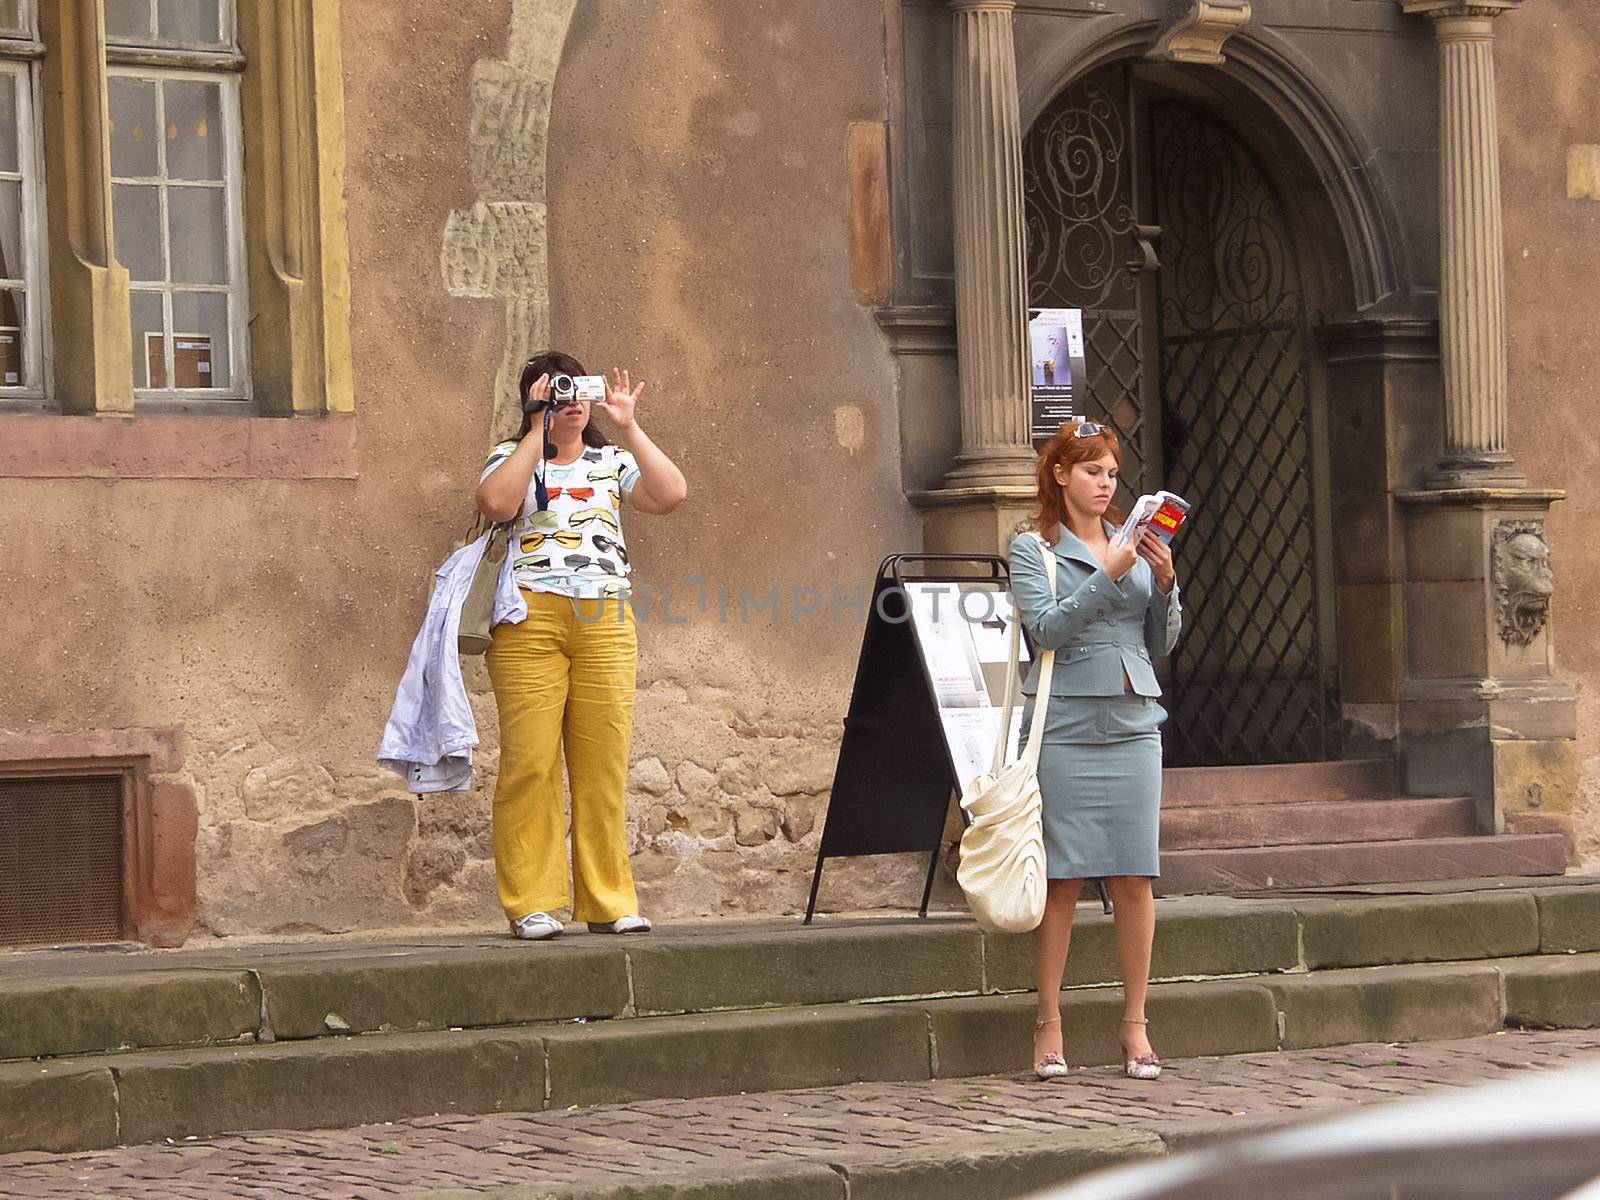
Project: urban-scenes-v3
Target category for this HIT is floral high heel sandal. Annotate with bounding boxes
[1034,1015,1069,1081]
[1120,1017,1162,1080]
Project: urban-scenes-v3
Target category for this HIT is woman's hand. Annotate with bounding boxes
[1105,540,1139,581]
[1138,529,1176,593]
[600,369,645,431]
[520,372,551,414]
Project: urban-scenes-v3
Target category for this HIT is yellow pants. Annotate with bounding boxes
[486,589,639,923]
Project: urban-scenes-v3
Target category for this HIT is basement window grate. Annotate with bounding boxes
[0,775,125,947]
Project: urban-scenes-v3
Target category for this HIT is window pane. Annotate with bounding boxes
[163,81,223,181]
[167,186,226,284]
[171,290,229,388]
[104,0,155,43]
[131,289,164,388]
[109,77,159,179]
[157,0,225,46]
[0,289,26,387]
[0,76,17,176]
[0,178,20,281]
[114,183,164,281]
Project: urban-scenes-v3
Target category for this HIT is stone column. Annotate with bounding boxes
[1393,1,1577,858]
[945,0,1035,488]
[1403,0,1522,486]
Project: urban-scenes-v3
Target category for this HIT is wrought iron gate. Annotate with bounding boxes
[1150,102,1331,765]
[1022,70,1336,765]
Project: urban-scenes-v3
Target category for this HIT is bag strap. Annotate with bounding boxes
[992,531,1058,773]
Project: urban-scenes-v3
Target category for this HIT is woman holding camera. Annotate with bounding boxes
[1008,419,1182,1081]
[474,350,688,941]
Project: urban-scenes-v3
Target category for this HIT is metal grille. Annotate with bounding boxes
[1023,65,1151,497]
[1152,102,1333,765]
[0,775,125,946]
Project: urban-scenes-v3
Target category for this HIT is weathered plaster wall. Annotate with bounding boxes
[0,0,920,938]
[539,0,918,914]
[1499,0,1600,869]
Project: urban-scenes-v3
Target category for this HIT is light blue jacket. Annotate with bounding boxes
[1009,525,1183,698]
[378,534,527,792]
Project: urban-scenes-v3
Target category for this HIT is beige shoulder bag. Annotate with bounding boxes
[955,532,1057,933]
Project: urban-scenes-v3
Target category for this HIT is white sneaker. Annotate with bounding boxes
[509,911,564,941]
[587,914,652,934]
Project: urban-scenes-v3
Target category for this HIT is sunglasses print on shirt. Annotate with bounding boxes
[521,530,583,552]
[587,464,623,483]
[563,554,620,575]
[547,486,595,501]
[591,534,629,565]
[515,555,552,571]
[569,507,620,531]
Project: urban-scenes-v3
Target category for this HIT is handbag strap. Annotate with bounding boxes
[992,532,1058,773]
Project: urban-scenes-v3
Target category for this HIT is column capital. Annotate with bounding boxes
[1401,0,1520,21]
[948,0,1015,12]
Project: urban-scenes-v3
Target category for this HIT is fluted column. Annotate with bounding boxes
[1404,0,1523,485]
[946,0,1035,487]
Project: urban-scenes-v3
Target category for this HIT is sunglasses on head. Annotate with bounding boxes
[1073,420,1107,438]
[548,486,595,501]
[521,530,583,551]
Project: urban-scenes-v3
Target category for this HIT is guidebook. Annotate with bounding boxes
[1113,490,1191,549]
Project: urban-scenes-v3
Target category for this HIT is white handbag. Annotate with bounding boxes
[956,533,1057,934]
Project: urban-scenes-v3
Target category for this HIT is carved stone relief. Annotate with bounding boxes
[441,0,580,443]
[1493,520,1553,646]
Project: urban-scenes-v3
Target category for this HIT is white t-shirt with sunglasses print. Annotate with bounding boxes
[481,442,642,599]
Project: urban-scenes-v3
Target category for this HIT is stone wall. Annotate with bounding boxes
[1499,0,1600,869]
[0,0,924,938]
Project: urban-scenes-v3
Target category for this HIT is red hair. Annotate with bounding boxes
[1032,419,1125,544]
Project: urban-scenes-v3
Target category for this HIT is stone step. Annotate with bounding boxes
[1160,796,1479,851]
[5,952,1598,1154]
[1155,833,1570,895]
[4,883,1596,1068]
[1161,758,1398,808]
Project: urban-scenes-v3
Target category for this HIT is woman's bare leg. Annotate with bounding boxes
[1106,874,1157,1058]
[1032,877,1084,1060]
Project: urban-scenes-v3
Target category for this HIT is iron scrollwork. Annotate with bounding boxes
[1023,74,1137,311]
[1154,106,1301,335]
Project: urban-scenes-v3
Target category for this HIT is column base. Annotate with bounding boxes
[907,484,1037,557]
[1396,485,1575,849]
[1425,453,1526,490]
[1398,677,1579,840]
[941,446,1039,491]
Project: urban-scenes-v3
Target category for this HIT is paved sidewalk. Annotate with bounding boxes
[3,1029,1597,1198]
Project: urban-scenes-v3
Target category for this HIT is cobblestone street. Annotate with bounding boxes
[3,1028,1596,1198]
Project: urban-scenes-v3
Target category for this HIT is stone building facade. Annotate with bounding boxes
[0,0,1595,945]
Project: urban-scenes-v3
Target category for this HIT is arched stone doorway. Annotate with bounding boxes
[1023,63,1337,767]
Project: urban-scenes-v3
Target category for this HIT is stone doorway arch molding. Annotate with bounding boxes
[441,0,580,444]
[1017,20,1408,315]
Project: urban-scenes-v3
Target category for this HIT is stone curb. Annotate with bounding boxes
[426,1128,1166,1200]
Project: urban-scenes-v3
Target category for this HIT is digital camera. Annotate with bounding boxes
[548,373,607,406]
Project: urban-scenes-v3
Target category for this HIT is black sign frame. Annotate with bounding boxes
[803,554,1011,923]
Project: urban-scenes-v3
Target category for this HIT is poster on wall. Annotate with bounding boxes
[1029,307,1086,447]
[904,581,1031,794]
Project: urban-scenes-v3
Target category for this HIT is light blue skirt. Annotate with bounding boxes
[1020,693,1165,879]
